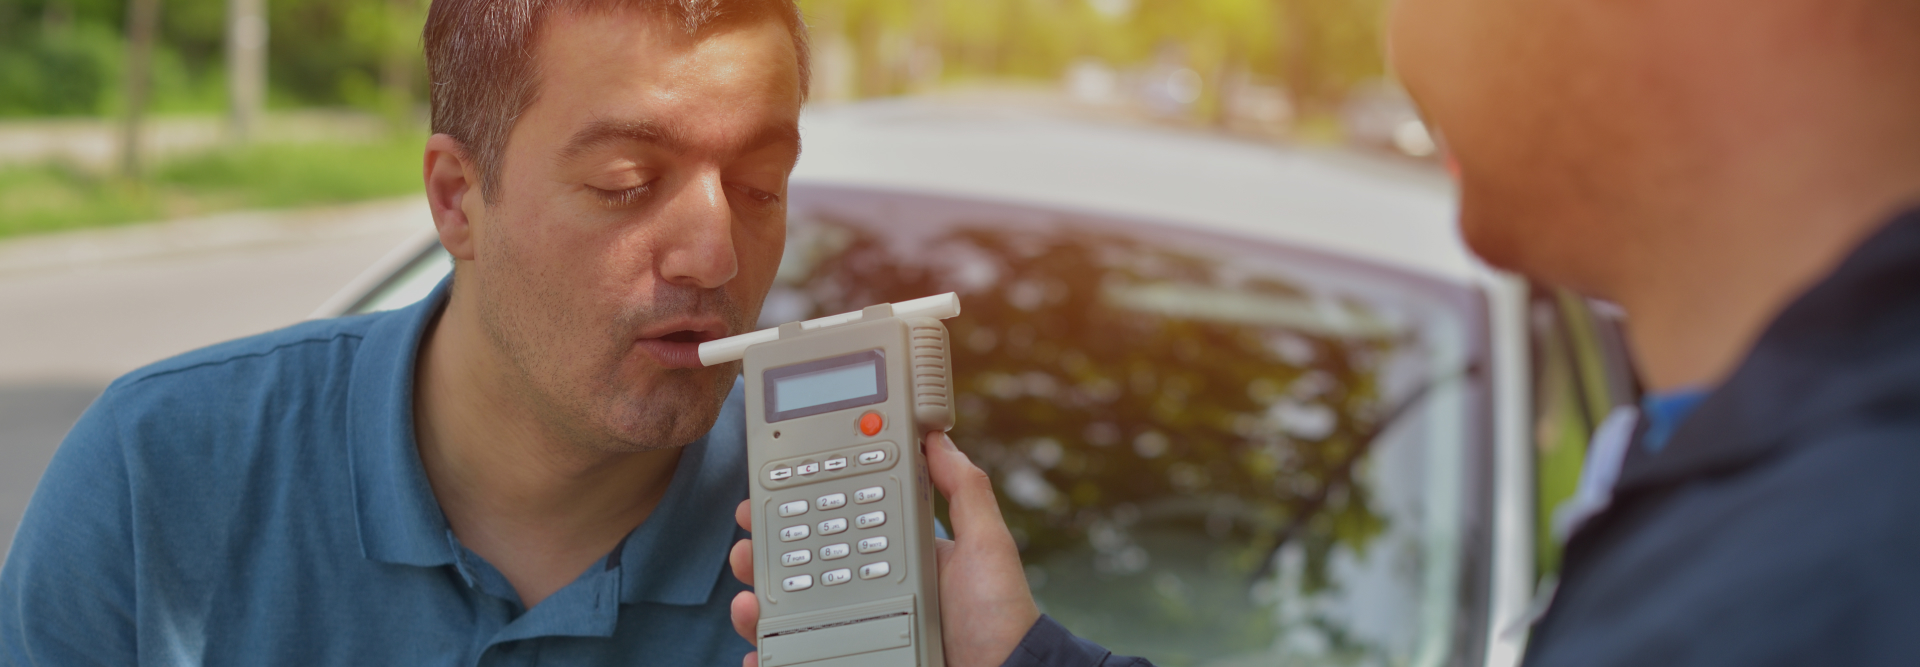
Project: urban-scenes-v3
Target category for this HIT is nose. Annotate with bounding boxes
[657,168,739,290]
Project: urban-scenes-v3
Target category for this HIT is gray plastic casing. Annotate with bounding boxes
[744,304,951,667]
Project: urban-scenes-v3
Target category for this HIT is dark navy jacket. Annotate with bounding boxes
[1521,210,1920,665]
[1004,207,1920,667]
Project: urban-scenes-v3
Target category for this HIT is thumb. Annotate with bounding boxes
[923,431,1014,546]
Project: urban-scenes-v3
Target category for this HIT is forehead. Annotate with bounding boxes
[517,6,802,152]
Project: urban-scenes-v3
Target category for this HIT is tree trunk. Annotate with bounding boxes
[225,0,267,143]
[121,0,163,177]
[379,0,415,133]
[1275,0,1315,121]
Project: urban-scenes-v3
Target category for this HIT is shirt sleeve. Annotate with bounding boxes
[0,392,140,666]
[999,615,1155,667]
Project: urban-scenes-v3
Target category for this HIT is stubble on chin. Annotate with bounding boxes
[477,264,754,454]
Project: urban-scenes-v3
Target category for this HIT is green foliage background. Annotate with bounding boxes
[801,0,1391,113]
[0,0,426,117]
[0,0,1388,118]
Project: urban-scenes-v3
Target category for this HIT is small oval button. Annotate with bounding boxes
[855,511,886,530]
[816,493,847,511]
[858,562,891,580]
[854,487,885,504]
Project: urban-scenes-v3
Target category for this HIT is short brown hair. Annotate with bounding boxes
[423,0,810,204]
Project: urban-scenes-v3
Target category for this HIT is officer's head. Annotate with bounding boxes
[420,0,808,451]
[1387,0,1920,300]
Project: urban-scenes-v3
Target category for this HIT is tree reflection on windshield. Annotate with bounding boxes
[770,196,1470,666]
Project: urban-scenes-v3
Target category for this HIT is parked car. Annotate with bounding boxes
[315,100,1636,667]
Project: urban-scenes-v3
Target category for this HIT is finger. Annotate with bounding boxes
[729,538,755,587]
[744,652,759,667]
[923,431,1016,549]
[736,499,753,532]
[730,589,760,645]
[933,536,956,568]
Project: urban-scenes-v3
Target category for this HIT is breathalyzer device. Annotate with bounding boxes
[698,294,959,667]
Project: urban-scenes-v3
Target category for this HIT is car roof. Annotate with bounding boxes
[790,99,1483,285]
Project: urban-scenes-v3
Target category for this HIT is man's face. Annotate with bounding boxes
[1387,0,1661,294]
[465,9,801,451]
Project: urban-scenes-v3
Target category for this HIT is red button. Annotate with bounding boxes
[858,411,883,436]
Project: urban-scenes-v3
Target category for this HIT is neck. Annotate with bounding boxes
[413,283,683,608]
[1608,148,1920,392]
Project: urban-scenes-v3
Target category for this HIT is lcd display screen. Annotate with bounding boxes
[764,349,887,422]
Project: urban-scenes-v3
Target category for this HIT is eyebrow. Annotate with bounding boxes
[556,118,802,164]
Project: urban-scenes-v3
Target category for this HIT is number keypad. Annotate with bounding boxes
[765,478,902,596]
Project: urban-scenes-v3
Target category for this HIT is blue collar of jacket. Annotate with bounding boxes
[342,276,747,609]
[1613,205,1920,496]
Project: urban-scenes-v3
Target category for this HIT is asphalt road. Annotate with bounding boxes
[0,197,429,562]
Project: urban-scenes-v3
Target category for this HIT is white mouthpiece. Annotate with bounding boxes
[699,292,961,367]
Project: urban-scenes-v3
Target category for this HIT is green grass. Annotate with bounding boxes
[0,135,425,239]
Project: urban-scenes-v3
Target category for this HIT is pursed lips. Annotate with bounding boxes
[633,320,728,369]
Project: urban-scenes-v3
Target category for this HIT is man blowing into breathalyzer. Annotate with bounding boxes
[1,0,822,663]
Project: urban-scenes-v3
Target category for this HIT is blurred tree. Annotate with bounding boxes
[2,0,1381,130]
[796,0,1388,124]
[121,0,162,175]
[225,0,266,141]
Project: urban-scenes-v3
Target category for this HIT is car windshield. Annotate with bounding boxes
[772,186,1492,667]
[348,184,1493,667]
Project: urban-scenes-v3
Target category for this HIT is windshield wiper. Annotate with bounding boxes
[1248,360,1483,584]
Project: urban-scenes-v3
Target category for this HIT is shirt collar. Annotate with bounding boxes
[1637,388,1710,453]
[348,275,456,566]
[1615,206,1920,495]
[344,275,751,608]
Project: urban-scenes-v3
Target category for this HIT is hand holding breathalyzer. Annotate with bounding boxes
[730,430,1041,667]
[705,294,1035,667]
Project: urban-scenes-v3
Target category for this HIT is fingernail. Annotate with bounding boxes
[934,431,957,451]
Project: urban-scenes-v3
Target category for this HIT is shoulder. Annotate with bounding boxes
[97,312,397,422]
[113,312,385,394]
[1533,422,1920,666]
[76,311,406,479]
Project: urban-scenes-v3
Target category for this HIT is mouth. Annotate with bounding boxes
[634,322,728,369]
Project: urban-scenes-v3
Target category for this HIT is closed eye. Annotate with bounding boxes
[733,184,781,208]
[589,182,653,208]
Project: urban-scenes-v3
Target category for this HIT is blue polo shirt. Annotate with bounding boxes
[0,279,754,665]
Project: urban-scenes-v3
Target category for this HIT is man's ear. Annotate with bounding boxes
[424,133,482,262]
